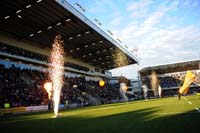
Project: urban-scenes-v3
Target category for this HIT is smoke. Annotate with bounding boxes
[151,71,159,97]
[142,84,148,100]
[119,83,128,101]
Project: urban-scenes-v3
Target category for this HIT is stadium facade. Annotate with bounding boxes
[0,0,139,113]
[139,59,200,98]
[0,0,139,80]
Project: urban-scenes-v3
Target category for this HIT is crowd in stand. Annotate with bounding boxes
[142,76,181,90]
[1,43,200,108]
[0,42,48,62]
[0,42,95,72]
[142,71,200,98]
[143,72,200,90]
[160,76,182,88]
[1,62,199,108]
[0,42,121,108]
[0,64,120,108]
[0,64,47,108]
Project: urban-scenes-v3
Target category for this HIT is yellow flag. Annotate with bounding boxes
[179,71,195,94]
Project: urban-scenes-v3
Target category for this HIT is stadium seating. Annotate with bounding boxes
[0,42,48,62]
[0,63,120,108]
[142,72,200,98]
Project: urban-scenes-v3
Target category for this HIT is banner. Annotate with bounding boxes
[0,106,48,115]
[26,105,48,112]
[179,71,195,95]
[0,107,26,114]
[0,108,13,114]
[12,107,26,114]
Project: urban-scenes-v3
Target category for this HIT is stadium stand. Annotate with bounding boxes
[0,62,121,108]
[0,54,127,109]
[0,0,138,112]
[0,42,48,62]
[0,42,91,72]
[140,60,200,98]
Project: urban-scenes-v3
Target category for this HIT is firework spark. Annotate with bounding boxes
[142,84,148,100]
[113,49,129,68]
[49,35,65,116]
[112,49,129,101]
[151,71,159,97]
[119,83,128,101]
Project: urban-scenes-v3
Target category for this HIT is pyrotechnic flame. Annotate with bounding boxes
[112,49,129,75]
[142,85,148,100]
[113,49,129,68]
[44,82,52,100]
[151,71,159,97]
[158,85,162,98]
[99,80,105,87]
[119,83,128,101]
[49,35,64,116]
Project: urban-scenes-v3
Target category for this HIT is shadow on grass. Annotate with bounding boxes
[0,107,199,133]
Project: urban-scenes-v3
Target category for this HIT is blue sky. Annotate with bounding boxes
[67,0,200,79]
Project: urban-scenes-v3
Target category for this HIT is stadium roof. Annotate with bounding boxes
[0,0,139,70]
[139,59,200,76]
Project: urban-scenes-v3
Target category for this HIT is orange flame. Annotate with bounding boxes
[44,82,52,100]
[99,80,105,87]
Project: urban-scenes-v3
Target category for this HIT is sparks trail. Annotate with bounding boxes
[49,35,65,116]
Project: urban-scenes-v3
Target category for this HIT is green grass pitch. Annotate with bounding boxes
[1,95,200,133]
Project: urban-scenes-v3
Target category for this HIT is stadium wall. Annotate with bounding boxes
[0,104,67,115]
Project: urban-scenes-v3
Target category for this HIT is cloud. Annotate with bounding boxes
[182,0,190,7]
[127,0,152,19]
[109,11,124,27]
[121,1,173,42]
[88,0,119,15]
[110,16,122,26]
[182,0,198,8]
[127,0,152,11]
[143,11,164,27]
[136,25,200,67]
[75,0,200,78]
[192,1,199,7]
[113,0,200,76]
[168,0,179,10]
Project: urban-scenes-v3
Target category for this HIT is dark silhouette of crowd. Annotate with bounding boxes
[142,76,182,90]
[143,72,200,90]
[142,72,200,98]
[0,42,91,72]
[0,63,120,108]
[0,42,48,62]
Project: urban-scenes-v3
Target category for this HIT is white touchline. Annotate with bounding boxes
[183,97,199,113]
[195,107,200,113]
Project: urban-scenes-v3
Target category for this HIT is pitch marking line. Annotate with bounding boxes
[183,97,200,113]
[155,112,199,115]
[195,107,200,112]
